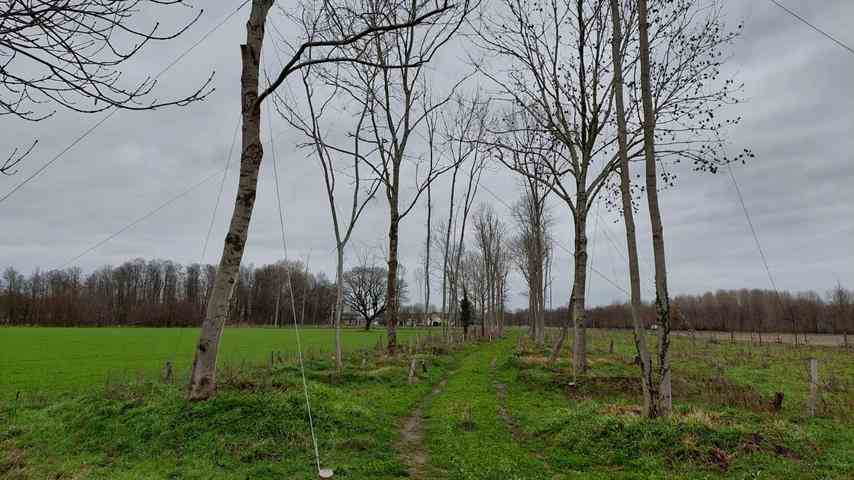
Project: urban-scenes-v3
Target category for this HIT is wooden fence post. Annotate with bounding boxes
[806,358,819,417]
[162,361,174,384]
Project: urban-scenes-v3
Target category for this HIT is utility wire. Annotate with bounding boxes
[168,116,241,364]
[726,163,780,294]
[57,167,227,270]
[0,0,252,206]
[768,0,854,57]
[478,183,629,297]
[265,71,324,476]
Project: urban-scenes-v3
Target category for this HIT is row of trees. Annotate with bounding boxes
[0,260,337,328]
[503,286,854,335]
[587,286,854,334]
[0,0,754,412]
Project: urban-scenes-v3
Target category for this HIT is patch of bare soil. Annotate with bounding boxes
[0,443,27,479]
[398,378,447,479]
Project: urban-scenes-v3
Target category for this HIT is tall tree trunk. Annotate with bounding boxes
[386,198,400,355]
[638,0,672,416]
[425,182,432,325]
[571,212,588,373]
[187,0,272,401]
[608,0,656,417]
[334,247,344,372]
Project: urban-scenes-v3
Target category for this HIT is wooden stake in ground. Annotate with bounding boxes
[806,358,819,417]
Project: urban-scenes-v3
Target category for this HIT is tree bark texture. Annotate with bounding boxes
[187,0,272,401]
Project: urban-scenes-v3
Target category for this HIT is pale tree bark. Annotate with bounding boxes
[188,0,272,401]
[638,0,672,416]
[608,0,655,417]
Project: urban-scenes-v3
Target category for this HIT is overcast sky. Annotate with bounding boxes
[1,0,852,310]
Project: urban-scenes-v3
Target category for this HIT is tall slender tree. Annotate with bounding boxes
[608,0,655,416]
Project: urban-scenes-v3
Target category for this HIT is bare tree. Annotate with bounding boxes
[472,204,509,337]
[638,0,671,416]
[343,252,387,331]
[476,0,749,373]
[510,184,553,344]
[335,0,476,354]
[608,0,655,416]
[274,6,387,372]
[188,0,465,400]
[438,94,489,335]
[0,0,212,174]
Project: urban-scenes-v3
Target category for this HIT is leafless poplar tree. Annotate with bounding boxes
[472,204,509,337]
[511,184,553,344]
[607,0,655,416]
[188,0,465,400]
[333,0,476,354]
[273,3,398,372]
[436,94,489,335]
[476,0,749,373]
[1,0,212,174]
[637,0,672,416]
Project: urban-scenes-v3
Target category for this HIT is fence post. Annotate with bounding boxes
[806,358,819,417]
[161,361,174,384]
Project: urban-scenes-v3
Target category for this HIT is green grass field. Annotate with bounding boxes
[2,329,852,479]
[0,327,428,395]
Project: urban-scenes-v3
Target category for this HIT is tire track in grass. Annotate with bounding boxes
[398,377,448,479]
[423,339,551,480]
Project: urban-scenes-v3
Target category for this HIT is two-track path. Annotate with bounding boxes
[396,338,554,479]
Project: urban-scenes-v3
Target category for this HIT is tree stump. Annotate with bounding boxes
[772,392,784,412]
[408,357,419,384]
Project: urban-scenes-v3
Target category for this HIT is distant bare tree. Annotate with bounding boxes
[472,204,509,336]
[344,252,387,331]
[510,185,553,344]
[189,0,467,400]
[438,94,489,334]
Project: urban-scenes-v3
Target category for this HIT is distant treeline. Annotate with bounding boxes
[3,259,853,334]
[506,287,854,334]
[0,259,337,327]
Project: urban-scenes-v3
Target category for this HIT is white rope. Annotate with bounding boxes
[265,93,323,475]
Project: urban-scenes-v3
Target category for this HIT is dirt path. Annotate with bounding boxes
[490,356,524,441]
[398,377,448,479]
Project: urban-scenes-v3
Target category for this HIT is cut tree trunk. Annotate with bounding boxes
[608,0,656,417]
[187,0,273,401]
[638,0,672,416]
